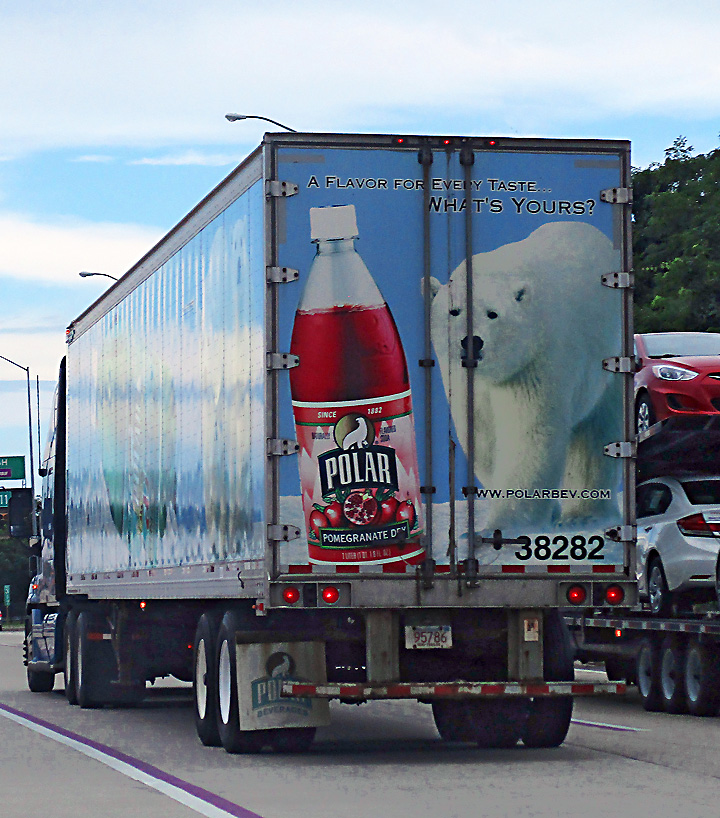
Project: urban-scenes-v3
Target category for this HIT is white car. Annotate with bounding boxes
[636,475,720,615]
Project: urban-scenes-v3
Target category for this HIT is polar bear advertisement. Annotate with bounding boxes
[428,221,622,534]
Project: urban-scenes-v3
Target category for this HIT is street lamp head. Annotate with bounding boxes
[225,113,297,133]
[79,271,119,281]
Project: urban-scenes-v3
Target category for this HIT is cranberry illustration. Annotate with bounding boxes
[324,500,345,528]
[343,491,379,526]
[378,495,399,526]
[395,500,416,529]
[310,507,329,538]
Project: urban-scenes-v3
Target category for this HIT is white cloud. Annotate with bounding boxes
[0,1,719,153]
[0,213,163,284]
[130,151,241,166]
[71,154,115,163]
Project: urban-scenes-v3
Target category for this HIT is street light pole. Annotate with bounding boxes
[0,354,36,534]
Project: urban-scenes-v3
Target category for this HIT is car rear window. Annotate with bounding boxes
[643,333,720,357]
[681,480,720,505]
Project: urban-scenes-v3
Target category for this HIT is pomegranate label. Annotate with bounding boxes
[293,392,424,564]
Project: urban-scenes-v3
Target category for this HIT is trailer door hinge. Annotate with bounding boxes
[605,524,636,542]
[268,524,301,542]
[266,266,299,283]
[602,356,637,374]
[604,441,636,458]
[600,187,632,204]
[266,180,299,198]
[267,438,299,456]
[267,352,300,370]
[601,272,634,289]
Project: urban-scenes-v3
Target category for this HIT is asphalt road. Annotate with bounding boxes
[1,630,719,818]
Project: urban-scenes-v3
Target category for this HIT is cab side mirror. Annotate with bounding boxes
[8,488,35,538]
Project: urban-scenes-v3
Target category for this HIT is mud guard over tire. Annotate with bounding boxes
[521,610,574,748]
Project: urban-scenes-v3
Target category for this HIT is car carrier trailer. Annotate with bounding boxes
[16,132,635,751]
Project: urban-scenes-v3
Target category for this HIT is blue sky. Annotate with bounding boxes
[1,0,719,487]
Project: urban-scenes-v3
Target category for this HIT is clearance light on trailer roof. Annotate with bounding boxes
[282,586,300,605]
[566,585,587,605]
[321,586,340,604]
[605,585,625,605]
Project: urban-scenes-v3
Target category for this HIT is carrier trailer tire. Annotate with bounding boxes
[636,637,663,712]
[684,638,720,717]
[432,698,527,748]
[659,637,687,714]
[63,610,78,705]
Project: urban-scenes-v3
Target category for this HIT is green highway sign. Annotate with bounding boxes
[0,456,25,480]
[0,490,11,508]
[3,585,9,607]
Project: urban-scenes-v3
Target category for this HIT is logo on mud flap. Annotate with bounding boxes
[251,652,312,718]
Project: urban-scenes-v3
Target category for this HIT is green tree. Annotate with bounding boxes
[633,136,720,332]
[0,532,30,621]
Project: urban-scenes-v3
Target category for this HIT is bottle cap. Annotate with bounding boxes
[310,205,359,241]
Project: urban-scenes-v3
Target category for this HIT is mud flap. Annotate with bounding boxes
[236,640,330,731]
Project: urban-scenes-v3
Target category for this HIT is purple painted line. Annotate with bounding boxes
[0,701,264,818]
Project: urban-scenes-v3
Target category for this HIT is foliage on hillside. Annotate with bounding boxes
[633,136,720,332]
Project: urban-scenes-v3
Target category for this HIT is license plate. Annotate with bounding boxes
[404,624,452,649]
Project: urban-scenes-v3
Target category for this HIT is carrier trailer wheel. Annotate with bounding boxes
[636,637,663,711]
[659,637,687,713]
[684,638,720,717]
[432,698,527,748]
[63,610,78,704]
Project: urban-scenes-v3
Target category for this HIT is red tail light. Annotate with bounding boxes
[605,585,625,605]
[321,586,340,604]
[677,513,720,537]
[566,585,587,605]
[282,586,300,605]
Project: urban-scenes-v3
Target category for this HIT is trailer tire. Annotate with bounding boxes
[604,656,626,682]
[660,637,687,713]
[75,611,113,708]
[684,639,720,716]
[63,610,78,704]
[522,610,573,748]
[268,727,316,753]
[432,699,526,747]
[193,612,222,747]
[27,667,55,693]
[216,611,263,754]
[636,637,662,711]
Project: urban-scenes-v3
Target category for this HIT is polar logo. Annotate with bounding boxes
[427,221,622,530]
[334,414,374,450]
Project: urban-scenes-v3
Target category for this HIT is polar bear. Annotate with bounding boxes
[428,221,622,532]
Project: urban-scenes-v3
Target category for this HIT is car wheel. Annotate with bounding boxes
[684,638,720,716]
[648,558,673,617]
[660,637,687,713]
[636,637,663,711]
[636,394,655,434]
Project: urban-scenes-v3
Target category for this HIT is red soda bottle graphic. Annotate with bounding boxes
[290,204,424,566]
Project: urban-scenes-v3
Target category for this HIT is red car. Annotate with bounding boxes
[635,332,720,432]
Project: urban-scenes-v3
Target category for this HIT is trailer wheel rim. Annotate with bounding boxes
[218,639,231,725]
[637,644,653,697]
[195,639,208,719]
[661,647,677,698]
[685,645,702,703]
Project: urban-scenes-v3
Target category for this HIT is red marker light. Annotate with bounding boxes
[321,586,340,604]
[139,600,147,610]
[566,585,587,605]
[615,629,623,638]
[605,585,624,605]
[282,586,300,605]
[443,139,451,145]
[396,137,405,144]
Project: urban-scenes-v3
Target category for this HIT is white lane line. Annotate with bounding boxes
[0,702,262,818]
[572,718,649,733]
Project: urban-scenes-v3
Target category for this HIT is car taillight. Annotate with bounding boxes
[282,586,300,605]
[566,585,587,605]
[605,585,625,605]
[677,513,720,537]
